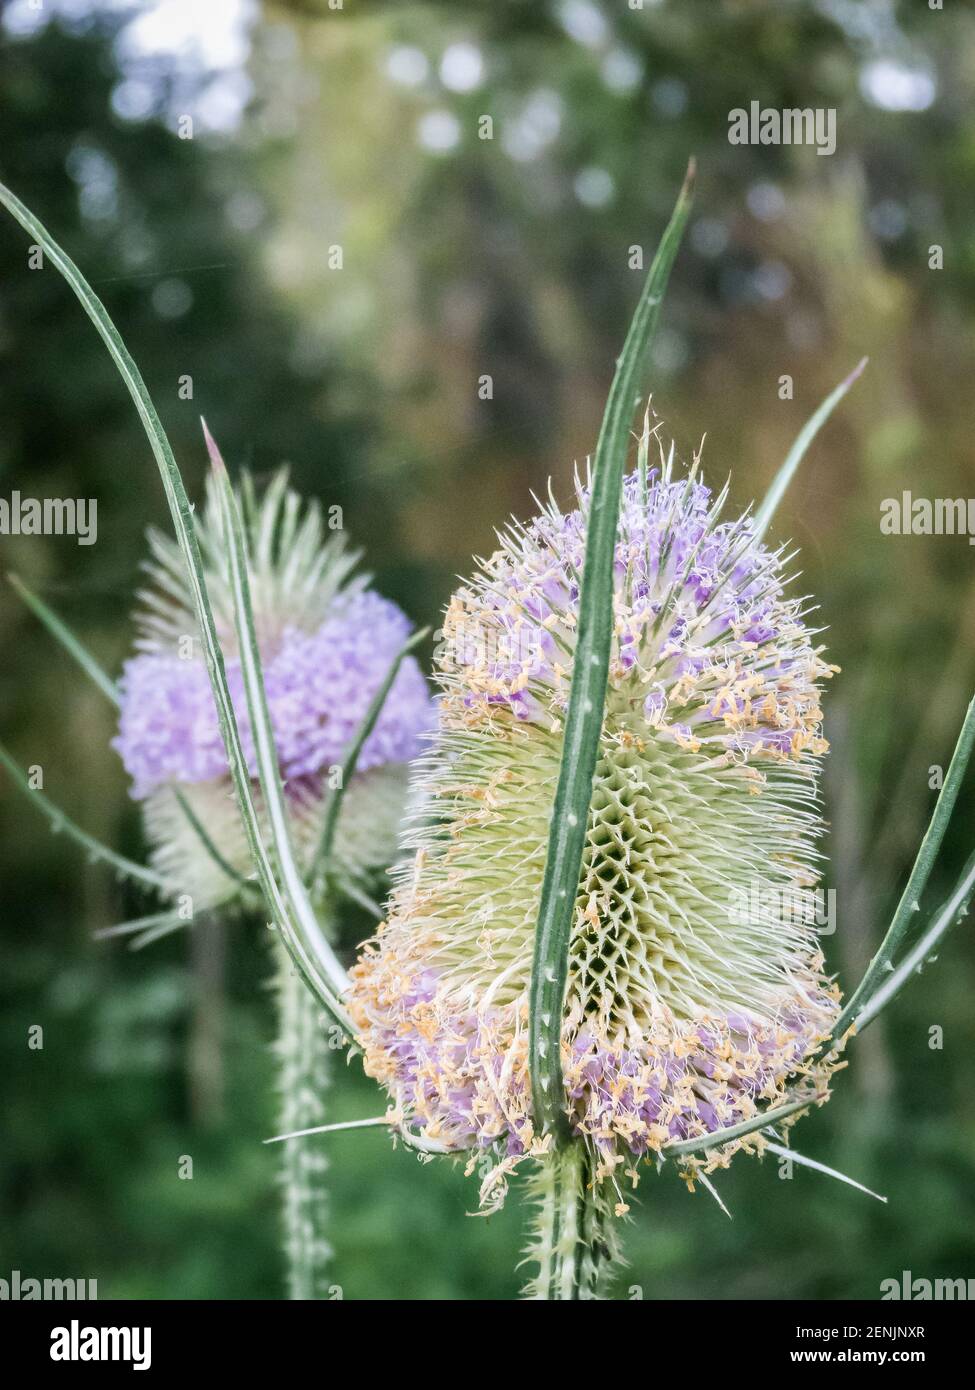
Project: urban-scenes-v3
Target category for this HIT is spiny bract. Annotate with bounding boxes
[113,469,432,908]
[351,445,841,1201]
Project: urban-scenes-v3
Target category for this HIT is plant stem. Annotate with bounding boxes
[522,1148,621,1300]
[273,933,334,1300]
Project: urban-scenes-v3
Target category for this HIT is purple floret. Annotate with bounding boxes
[114,591,433,799]
[446,467,832,763]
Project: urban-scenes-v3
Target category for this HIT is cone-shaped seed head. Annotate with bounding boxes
[113,470,432,906]
[351,457,841,1189]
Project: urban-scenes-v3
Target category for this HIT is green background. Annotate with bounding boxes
[1,0,973,1300]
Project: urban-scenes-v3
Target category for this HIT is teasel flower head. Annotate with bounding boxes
[350,444,841,1204]
[113,470,433,910]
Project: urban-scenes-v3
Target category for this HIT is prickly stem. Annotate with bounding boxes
[273,930,334,1300]
[522,1148,622,1300]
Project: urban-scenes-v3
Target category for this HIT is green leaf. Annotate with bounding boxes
[205,424,352,1027]
[8,573,251,891]
[752,357,867,544]
[852,847,975,1034]
[0,180,351,1030]
[661,1094,814,1160]
[128,916,192,951]
[310,625,429,895]
[761,1140,887,1203]
[94,910,185,943]
[264,1116,390,1145]
[528,160,696,1139]
[171,786,252,891]
[0,189,262,866]
[0,740,171,892]
[7,572,120,707]
[831,694,975,1043]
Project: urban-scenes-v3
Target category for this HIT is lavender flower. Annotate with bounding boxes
[113,469,432,909]
[351,451,840,1204]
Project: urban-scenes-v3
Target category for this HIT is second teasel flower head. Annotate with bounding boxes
[113,470,433,909]
[351,444,841,1201]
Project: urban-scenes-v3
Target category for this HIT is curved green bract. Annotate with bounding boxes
[0,179,350,1028]
[752,357,867,544]
[527,161,696,1138]
[832,695,975,1042]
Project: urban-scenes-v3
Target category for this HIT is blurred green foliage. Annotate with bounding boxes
[1,0,974,1299]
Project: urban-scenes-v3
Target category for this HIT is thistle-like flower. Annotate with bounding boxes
[8,169,970,1304]
[112,470,432,912]
[110,463,433,1301]
[351,446,840,1203]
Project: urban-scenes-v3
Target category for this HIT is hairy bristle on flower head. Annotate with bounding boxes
[112,470,432,905]
[350,453,841,1194]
